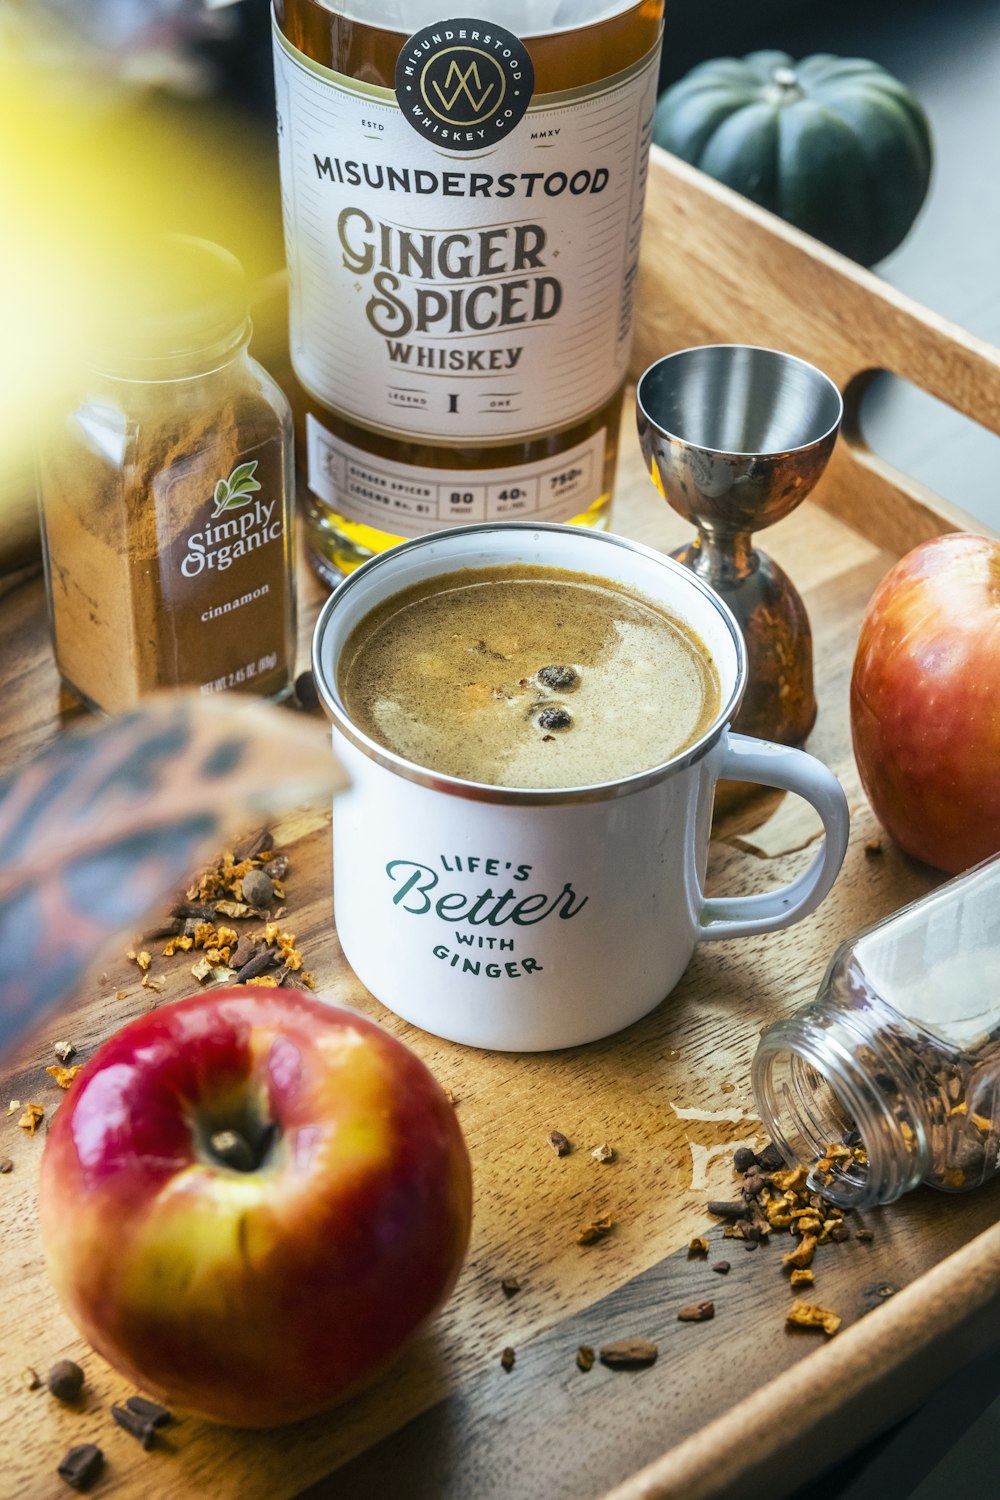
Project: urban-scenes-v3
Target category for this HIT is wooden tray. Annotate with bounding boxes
[3,149,1000,1500]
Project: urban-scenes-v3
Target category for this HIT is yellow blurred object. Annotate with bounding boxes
[0,14,284,568]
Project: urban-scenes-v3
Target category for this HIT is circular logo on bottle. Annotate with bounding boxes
[395,18,534,151]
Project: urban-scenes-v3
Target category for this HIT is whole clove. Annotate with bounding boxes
[706,1199,745,1220]
[170,901,218,921]
[599,1338,658,1369]
[111,1402,159,1449]
[57,1445,104,1492]
[757,1143,786,1172]
[742,1171,766,1199]
[677,1301,715,1323]
[233,827,273,862]
[235,947,279,984]
[125,1395,174,1427]
[229,935,258,973]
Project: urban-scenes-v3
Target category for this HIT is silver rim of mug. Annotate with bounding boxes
[310,522,748,806]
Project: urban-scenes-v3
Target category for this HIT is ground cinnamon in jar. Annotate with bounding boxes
[38,236,295,713]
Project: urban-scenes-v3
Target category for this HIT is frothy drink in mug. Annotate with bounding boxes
[337,565,722,790]
[313,523,850,1051]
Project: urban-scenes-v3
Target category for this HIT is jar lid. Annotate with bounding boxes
[92,235,250,377]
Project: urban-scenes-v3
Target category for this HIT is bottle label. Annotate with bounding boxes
[395,18,535,150]
[272,18,660,448]
[306,412,605,531]
[156,445,294,698]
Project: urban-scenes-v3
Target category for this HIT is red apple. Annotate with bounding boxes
[851,532,1000,873]
[38,989,472,1427]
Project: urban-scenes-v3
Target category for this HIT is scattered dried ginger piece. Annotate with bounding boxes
[786,1300,841,1336]
[793,1214,824,1237]
[246,975,279,987]
[18,1104,45,1135]
[214,900,256,920]
[591,1143,616,1164]
[783,1233,818,1270]
[790,1268,815,1288]
[768,1166,808,1194]
[688,1236,709,1257]
[576,1213,615,1246]
[46,1066,82,1090]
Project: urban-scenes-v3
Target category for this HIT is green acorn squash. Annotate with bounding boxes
[652,51,933,266]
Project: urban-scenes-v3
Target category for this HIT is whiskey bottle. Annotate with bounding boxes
[272,0,664,583]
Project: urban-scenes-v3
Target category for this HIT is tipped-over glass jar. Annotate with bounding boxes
[753,854,1000,1210]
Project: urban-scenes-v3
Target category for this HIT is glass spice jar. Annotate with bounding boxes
[753,854,1000,1210]
[38,235,296,714]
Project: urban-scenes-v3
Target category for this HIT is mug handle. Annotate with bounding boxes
[696,732,850,941]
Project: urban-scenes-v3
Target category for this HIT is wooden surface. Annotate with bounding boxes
[635,149,1000,556]
[2,157,1000,1500]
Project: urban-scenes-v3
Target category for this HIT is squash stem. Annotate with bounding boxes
[767,65,804,104]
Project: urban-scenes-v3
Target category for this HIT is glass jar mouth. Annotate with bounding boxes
[89,319,252,383]
[753,1024,927,1210]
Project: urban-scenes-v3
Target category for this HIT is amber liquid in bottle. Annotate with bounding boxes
[273,0,664,583]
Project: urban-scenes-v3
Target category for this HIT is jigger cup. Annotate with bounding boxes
[636,344,843,751]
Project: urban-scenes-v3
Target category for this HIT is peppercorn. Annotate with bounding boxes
[48,1360,84,1403]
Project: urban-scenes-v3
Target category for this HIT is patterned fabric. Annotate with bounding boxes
[0,692,343,1061]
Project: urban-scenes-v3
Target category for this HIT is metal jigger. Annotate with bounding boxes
[636,344,843,754]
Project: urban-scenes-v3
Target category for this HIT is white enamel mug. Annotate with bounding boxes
[312,523,850,1052]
